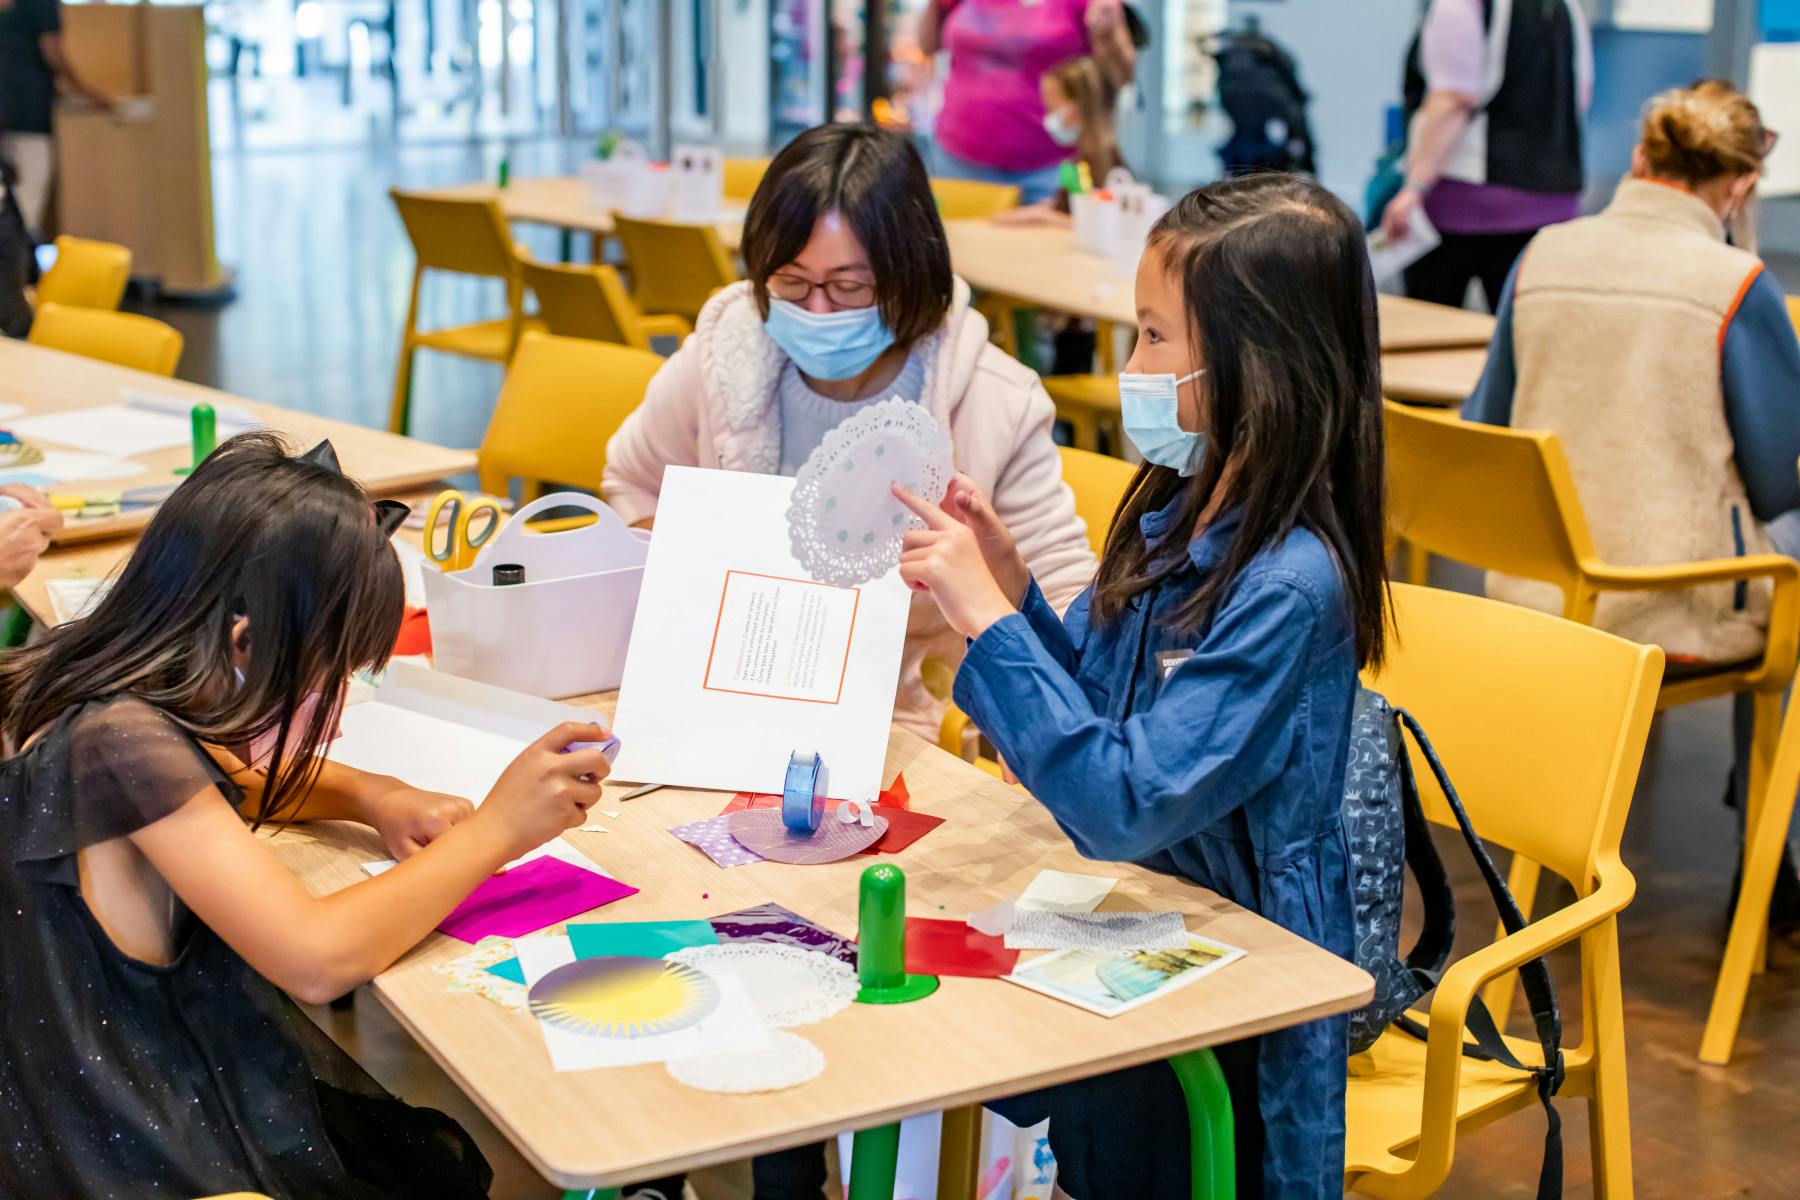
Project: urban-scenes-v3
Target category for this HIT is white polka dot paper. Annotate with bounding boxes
[668,814,765,868]
[786,397,954,587]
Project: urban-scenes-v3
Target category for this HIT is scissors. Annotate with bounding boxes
[424,489,505,572]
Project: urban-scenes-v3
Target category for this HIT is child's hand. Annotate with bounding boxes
[367,786,475,861]
[939,474,1031,606]
[894,484,1019,640]
[478,722,611,859]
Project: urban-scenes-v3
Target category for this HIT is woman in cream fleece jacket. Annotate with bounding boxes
[602,123,1096,746]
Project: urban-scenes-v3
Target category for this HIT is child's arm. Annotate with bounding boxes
[952,577,1319,863]
[130,723,611,1003]
[219,752,476,861]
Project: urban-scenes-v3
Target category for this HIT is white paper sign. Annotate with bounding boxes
[609,467,910,804]
[1367,205,1442,284]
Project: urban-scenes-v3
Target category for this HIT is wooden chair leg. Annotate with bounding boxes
[1480,853,1543,1030]
[1701,695,1800,1063]
[1168,1047,1235,1200]
[1582,921,1634,1198]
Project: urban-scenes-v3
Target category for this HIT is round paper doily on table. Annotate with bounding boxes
[787,397,953,587]
[666,1030,827,1094]
[727,807,887,864]
[670,942,859,1029]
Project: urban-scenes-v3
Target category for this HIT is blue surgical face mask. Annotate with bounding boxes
[1119,368,1207,475]
[764,297,896,381]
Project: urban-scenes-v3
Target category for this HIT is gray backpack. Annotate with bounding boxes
[1342,687,1565,1199]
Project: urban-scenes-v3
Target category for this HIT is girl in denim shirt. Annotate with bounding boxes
[894,174,1389,1198]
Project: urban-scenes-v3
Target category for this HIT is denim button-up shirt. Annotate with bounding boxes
[953,504,1358,1198]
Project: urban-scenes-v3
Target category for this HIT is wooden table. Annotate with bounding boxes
[0,340,475,544]
[419,178,1494,355]
[270,695,1372,1192]
[1381,347,1489,407]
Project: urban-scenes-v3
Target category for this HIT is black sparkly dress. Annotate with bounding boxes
[0,697,493,1199]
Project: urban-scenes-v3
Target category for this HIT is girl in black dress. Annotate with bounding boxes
[0,433,614,1198]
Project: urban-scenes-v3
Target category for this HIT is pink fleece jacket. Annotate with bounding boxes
[602,278,1098,741]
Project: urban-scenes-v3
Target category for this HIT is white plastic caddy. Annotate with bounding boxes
[421,492,649,700]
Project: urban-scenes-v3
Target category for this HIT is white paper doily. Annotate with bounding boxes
[666,1030,826,1094]
[787,397,953,587]
[670,942,859,1028]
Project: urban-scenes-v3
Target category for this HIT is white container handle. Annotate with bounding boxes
[471,491,630,570]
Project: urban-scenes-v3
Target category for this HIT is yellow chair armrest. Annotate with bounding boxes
[1405,860,1635,1181]
[638,313,694,339]
[1581,552,1800,592]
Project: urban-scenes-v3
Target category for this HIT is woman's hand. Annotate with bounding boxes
[894,484,1019,640]
[365,786,475,861]
[0,503,62,590]
[475,722,612,860]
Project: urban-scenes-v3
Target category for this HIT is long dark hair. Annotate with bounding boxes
[0,433,405,822]
[741,122,953,347]
[1091,173,1389,669]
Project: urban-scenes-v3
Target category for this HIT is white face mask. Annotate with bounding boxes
[1118,369,1207,475]
[1042,108,1081,148]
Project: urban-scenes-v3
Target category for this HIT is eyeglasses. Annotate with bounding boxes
[766,273,878,309]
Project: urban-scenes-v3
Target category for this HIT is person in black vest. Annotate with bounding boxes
[1379,0,1592,310]
[0,0,113,241]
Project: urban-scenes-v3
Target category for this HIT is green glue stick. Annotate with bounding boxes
[497,156,511,189]
[177,403,215,475]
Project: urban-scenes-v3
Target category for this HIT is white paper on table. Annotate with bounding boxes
[46,577,112,625]
[362,836,607,878]
[327,663,608,866]
[1366,205,1442,284]
[0,451,148,487]
[1003,909,1189,952]
[0,402,23,421]
[609,467,910,804]
[11,394,258,457]
[1017,869,1118,914]
[516,934,773,1071]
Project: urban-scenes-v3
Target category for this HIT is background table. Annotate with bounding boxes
[1380,347,1488,407]
[274,696,1372,1191]
[0,340,474,544]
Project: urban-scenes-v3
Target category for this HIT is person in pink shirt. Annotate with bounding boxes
[923,0,1136,203]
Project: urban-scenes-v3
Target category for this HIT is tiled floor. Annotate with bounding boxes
[131,143,1800,1198]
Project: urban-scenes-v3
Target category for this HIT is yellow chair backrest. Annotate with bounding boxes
[929,177,1021,220]
[28,302,183,376]
[1368,583,1660,887]
[1787,294,1800,339]
[520,259,646,350]
[479,332,665,501]
[723,156,772,200]
[389,189,519,278]
[1383,402,1594,611]
[1057,444,1136,558]
[610,212,739,324]
[36,235,131,310]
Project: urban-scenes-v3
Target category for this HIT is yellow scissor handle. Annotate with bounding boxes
[424,491,506,572]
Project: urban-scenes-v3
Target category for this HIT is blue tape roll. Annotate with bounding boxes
[781,750,826,834]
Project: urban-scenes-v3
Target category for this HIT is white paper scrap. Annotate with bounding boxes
[1367,206,1442,284]
[1017,869,1118,914]
[12,397,256,457]
[517,935,772,1071]
[1004,909,1188,952]
[46,576,111,625]
[0,451,147,487]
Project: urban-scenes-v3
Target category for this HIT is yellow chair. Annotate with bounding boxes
[1346,583,1658,1199]
[1041,322,1128,454]
[1384,401,1800,1064]
[610,212,738,330]
[1057,443,1136,557]
[929,178,1021,220]
[27,302,182,376]
[388,189,537,435]
[36,235,131,310]
[477,331,664,503]
[520,257,690,352]
[723,156,772,201]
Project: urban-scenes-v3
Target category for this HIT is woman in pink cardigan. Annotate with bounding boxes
[603,122,1095,750]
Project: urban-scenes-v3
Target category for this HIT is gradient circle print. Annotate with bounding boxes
[528,956,721,1038]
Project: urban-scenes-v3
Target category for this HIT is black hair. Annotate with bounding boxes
[0,432,406,823]
[1091,173,1389,669]
[741,122,953,348]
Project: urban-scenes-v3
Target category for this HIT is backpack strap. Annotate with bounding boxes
[1395,740,1456,991]
[1393,708,1565,1200]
